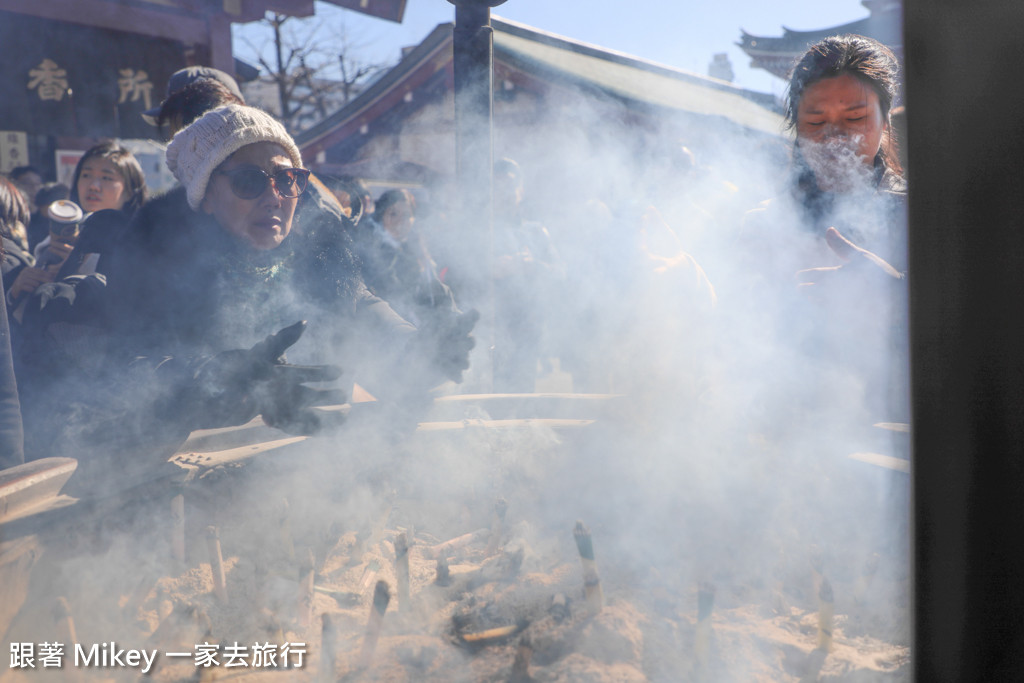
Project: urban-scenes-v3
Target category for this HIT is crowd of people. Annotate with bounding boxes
[0,35,908,482]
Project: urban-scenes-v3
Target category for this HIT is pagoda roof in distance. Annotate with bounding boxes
[738,3,902,79]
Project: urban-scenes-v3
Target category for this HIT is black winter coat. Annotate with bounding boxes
[103,186,415,365]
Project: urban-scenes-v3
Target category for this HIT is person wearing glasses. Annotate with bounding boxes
[14,105,474,465]
[73,105,475,446]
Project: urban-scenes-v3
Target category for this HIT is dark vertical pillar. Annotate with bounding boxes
[447,0,506,390]
[905,1,1024,680]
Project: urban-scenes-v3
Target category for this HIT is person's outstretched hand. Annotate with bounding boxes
[175,321,344,434]
[796,226,904,288]
[417,308,479,384]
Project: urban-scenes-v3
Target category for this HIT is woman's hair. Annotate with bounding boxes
[69,141,148,216]
[785,34,902,175]
[0,175,30,244]
[33,182,69,209]
[375,188,416,219]
[157,79,245,138]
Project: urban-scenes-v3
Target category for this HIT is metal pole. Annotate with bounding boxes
[905,0,1024,679]
[446,0,507,392]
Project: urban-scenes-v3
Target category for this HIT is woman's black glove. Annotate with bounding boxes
[416,308,479,383]
[161,321,345,435]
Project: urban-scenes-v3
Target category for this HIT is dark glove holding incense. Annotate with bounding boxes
[249,321,346,435]
[416,308,479,383]
[164,321,343,433]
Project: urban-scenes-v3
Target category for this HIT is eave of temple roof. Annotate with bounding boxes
[738,6,902,55]
[297,16,785,159]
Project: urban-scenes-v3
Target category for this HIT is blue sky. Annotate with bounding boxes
[233,0,877,97]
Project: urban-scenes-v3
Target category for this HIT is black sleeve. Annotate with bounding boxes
[0,290,24,469]
[1,237,33,295]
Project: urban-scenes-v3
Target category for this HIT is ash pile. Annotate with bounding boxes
[1,395,910,682]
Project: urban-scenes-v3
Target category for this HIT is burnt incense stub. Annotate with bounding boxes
[372,580,391,615]
[573,521,595,561]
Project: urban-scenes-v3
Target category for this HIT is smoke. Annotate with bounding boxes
[2,69,909,682]
[798,133,876,193]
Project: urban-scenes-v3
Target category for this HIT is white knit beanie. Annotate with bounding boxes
[165,104,303,210]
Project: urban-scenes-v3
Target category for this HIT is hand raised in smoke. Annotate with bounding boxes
[796,227,904,289]
[170,321,345,434]
[415,308,479,384]
[250,321,347,434]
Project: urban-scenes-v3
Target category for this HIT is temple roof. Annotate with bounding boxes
[738,4,902,79]
[297,16,785,159]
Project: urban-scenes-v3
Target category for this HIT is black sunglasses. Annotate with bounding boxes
[215,167,310,200]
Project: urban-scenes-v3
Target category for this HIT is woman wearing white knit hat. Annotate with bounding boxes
[164,104,307,251]
[95,104,476,431]
[11,102,476,474]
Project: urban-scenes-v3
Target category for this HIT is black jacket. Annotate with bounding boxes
[103,186,415,363]
[0,287,23,469]
[352,222,457,327]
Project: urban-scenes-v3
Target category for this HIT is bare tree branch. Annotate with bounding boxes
[236,7,393,133]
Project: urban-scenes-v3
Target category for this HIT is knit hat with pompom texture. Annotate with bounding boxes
[166,104,303,210]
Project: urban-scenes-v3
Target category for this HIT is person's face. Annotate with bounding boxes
[493,171,523,213]
[796,73,887,190]
[77,158,128,213]
[382,200,414,241]
[201,142,299,251]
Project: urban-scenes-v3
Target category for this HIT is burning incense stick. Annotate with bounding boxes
[278,498,296,562]
[549,593,570,622]
[853,552,880,606]
[319,613,337,683]
[171,494,185,564]
[395,532,411,614]
[509,634,534,683]
[358,581,391,669]
[428,528,490,560]
[53,596,78,650]
[315,519,344,575]
[817,577,834,652]
[205,526,228,604]
[694,581,715,673]
[809,544,824,597]
[573,521,604,614]
[360,559,382,592]
[157,586,174,622]
[486,498,509,555]
[298,549,316,628]
[123,571,157,620]
[459,624,519,643]
[52,600,85,683]
[435,555,452,586]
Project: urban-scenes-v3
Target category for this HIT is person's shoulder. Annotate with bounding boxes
[132,186,191,234]
[2,235,32,263]
[878,169,907,196]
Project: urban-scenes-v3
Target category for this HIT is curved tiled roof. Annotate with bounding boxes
[297,16,786,160]
[737,6,903,80]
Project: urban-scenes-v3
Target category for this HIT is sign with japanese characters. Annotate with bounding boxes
[0,8,186,139]
[0,132,29,174]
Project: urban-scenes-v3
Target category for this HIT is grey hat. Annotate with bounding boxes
[142,67,245,124]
